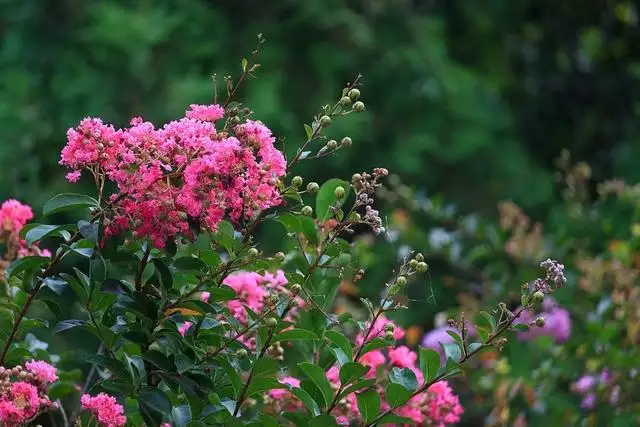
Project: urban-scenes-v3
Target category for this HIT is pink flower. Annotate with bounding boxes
[424,380,464,425]
[356,314,404,346]
[178,321,193,337]
[360,350,386,377]
[200,291,211,303]
[573,375,596,393]
[268,376,300,400]
[0,200,33,234]
[25,360,58,383]
[8,382,40,420]
[185,104,225,122]
[388,346,417,368]
[81,393,127,427]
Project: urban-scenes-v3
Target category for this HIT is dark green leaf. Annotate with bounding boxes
[309,415,339,427]
[78,220,99,243]
[360,337,390,356]
[339,362,369,385]
[273,328,318,342]
[419,347,441,383]
[316,179,350,222]
[385,383,413,408]
[298,362,334,408]
[290,386,321,416]
[25,224,69,246]
[442,342,462,363]
[6,256,48,279]
[325,330,353,361]
[356,389,380,423]
[139,388,171,414]
[479,311,497,333]
[218,357,241,398]
[247,378,288,396]
[143,350,172,371]
[375,413,415,425]
[54,320,86,334]
[43,193,98,217]
[48,382,76,400]
[172,405,191,427]
[173,257,208,274]
[511,323,529,332]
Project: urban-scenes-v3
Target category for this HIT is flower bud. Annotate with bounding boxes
[384,323,395,332]
[341,136,352,147]
[292,176,303,188]
[248,247,259,258]
[352,173,362,183]
[415,253,424,262]
[320,115,332,127]
[178,211,188,220]
[236,349,248,358]
[340,96,352,106]
[274,252,285,262]
[327,139,338,150]
[409,259,418,269]
[301,205,313,216]
[384,331,394,340]
[416,262,428,273]
[291,284,302,295]
[306,182,319,193]
[349,212,361,221]
[334,186,346,199]
[533,291,545,304]
[266,317,278,327]
[352,101,365,112]
[535,316,546,327]
[348,88,361,101]
[396,276,407,286]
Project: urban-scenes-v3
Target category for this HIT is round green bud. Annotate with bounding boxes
[384,323,395,332]
[349,212,361,221]
[341,136,352,147]
[416,262,428,273]
[384,331,394,341]
[320,115,332,127]
[292,176,303,188]
[236,349,248,358]
[302,205,313,216]
[307,182,319,193]
[327,139,338,150]
[409,259,419,269]
[352,101,365,112]
[247,247,259,258]
[266,317,278,327]
[535,316,546,327]
[274,252,286,262]
[178,211,188,220]
[415,253,424,262]
[334,186,346,199]
[533,291,545,304]
[340,96,352,106]
[396,276,407,286]
[348,88,361,101]
[352,173,362,182]
[291,284,302,295]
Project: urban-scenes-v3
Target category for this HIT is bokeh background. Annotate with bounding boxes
[1,1,640,426]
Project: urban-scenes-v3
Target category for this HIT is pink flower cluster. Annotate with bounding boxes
[0,200,51,262]
[0,362,58,425]
[81,393,127,427]
[264,317,463,426]
[219,270,304,349]
[60,105,286,247]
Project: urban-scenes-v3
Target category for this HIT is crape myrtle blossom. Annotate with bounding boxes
[515,297,572,343]
[81,393,127,427]
[60,105,286,248]
[571,369,621,410]
[0,363,58,424]
[263,318,463,426]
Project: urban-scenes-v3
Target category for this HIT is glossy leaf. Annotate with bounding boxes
[43,193,98,217]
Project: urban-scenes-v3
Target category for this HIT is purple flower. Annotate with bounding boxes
[573,375,597,394]
[515,298,572,343]
[421,323,476,363]
[581,393,596,410]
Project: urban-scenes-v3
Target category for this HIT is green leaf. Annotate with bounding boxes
[419,347,441,383]
[218,357,241,398]
[375,413,415,425]
[479,311,497,333]
[356,389,380,423]
[304,124,313,139]
[5,256,48,279]
[511,323,530,332]
[173,257,208,274]
[247,378,288,396]
[54,320,86,334]
[360,337,391,356]
[339,362,369,385]
[25,224,69,246]
[59,273,88,303]
[172,405,191,427]
[325,330,353,360]
[442,342,462,363]
[48,382,76,400]
[78,220,99,243]
[139,388,171,414]
[152,259,173,291]
[389,367,418,391]
[385,383,413,408]
[273,328,318,342]
[43,193,98,217]
[143,350,172,371]
[290,386,321,416]
[309,415,339,427]
[298,362,334,408]
[316,179,350,222]
[337,378,376,400]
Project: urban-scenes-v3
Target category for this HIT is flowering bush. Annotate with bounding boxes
[0,40,564,426]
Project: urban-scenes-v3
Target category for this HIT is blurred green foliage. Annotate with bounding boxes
[2,0,639,216]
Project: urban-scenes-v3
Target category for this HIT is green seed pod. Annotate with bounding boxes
[348,88,361,101]
[341,136,352,147]
[248,247,259,258]
[416,262,428,273]
[334,186,346,199]
[266,317,278,327]
[396,276,407,286]
[340,96,352,106]
[301,205,313,216]
[292,176,303,188]
[327,139,338,150]
[306,182,319,193]
[320,115,332,127]
[535,316,546,327]
[352,101,365,112]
